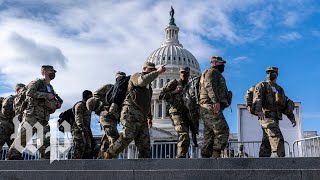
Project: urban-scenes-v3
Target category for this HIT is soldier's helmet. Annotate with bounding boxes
[86,97,99,112]
[15,83,25,90]
[266,66,278,73]
[115,71,126,78]
[180,67,190,73]
[210,56,226,63]
[144,62,157,70]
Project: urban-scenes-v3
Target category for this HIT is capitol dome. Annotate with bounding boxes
[145,18,200,76]
[145,7,201,136]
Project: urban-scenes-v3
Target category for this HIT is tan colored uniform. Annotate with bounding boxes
[7,79,62,160]
[159,79,190,158]
[254,81,295,157]
[0,95,15,151]
[106,71,159,158]
[93,84,119,153]
[199,67,230,158]
[72,101,92,159]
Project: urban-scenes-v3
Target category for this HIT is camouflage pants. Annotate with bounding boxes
[72,130,92,159]
[200,104,229,158]
[259,119,285,157]
[170,112,190,158]
[7,115,50,160]
[0,121,14,151]
[106,105,151,158]
[99,110,119,152]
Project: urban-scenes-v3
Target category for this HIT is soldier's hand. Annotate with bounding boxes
[57,102,62,109]
[148,119,153,129]
[156,64,166,74]
[172,85,183,94]
[48,93,55,100]
[213,103,221,113]
[291,120,296,127]
[257,112,265,120]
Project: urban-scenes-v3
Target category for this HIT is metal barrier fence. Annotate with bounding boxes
[292,136,320,157]
[0,140,296,160]
[226,141,292,158]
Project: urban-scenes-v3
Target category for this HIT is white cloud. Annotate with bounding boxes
[0,0,317,134]
[311,30,320,38]
[282,12,300,27]
[279,32,302,41]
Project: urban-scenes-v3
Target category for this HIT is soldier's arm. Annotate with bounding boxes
[94,84,113,101]
[204,70,219,103]
[254,82,265,113]
[26,80,49,99]
[132,71,159,87]
[281,89,296,123]
[2,96,15,117]
[159,80,177,100]
[74,102,85,131]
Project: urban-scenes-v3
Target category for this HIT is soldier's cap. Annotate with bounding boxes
[82,90,93,99]
[115,71,126,78]
[210,56,226,63]
[180,67,190,73]
[15,83,25,90]
[144,62,157,70]
[266,66,278,73]
[41,65,56,72]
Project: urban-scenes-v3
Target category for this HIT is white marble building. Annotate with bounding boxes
[145,10,201,140]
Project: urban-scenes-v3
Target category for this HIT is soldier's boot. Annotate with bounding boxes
[102,151,114,159]
[212,150,221,158]
[271,152,279,158]
[6,148,23,160]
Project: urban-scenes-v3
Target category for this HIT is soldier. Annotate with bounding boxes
[93,71,127,158]
[159,67,193,158]
[235,144,249,158]
[104,62,166,159]
[254,66,296,157]
[0,84,25,152]
[72,90,93,159]
[7,65,63,160]
[88,83,113,156]
[13,83,27,122]
[199,56,231,158]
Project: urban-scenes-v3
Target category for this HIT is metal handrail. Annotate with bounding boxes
[292,136,320,157]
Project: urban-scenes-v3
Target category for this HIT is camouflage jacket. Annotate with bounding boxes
[93,84,114,106]
[25,78,62,119]
[199,67,229,107]
[124,71,159,117]
[159,79,189,113]
[1,95,16,120]
[72,101,91,132]
[254,81,295,121]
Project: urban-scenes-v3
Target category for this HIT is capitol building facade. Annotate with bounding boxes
[145,10,202,141]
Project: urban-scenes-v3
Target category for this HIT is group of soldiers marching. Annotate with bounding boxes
[0,55,296,160]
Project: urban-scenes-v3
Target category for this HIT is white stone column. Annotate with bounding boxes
[161,100,166,119]
[153,100,157,120]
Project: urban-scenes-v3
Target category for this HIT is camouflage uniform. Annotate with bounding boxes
[159,78,190,158]
[7,77,62,159]
[13,85,27,122]
[93,84,119,153]
[0,95,16,151]
[254,67,295,157]
[106,70,159,158]
[199,57,230,158]
[72,101,92,159]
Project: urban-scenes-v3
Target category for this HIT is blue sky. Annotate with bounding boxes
[0,0,319,135]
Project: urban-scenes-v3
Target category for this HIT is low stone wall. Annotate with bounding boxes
[0,158,319,180]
